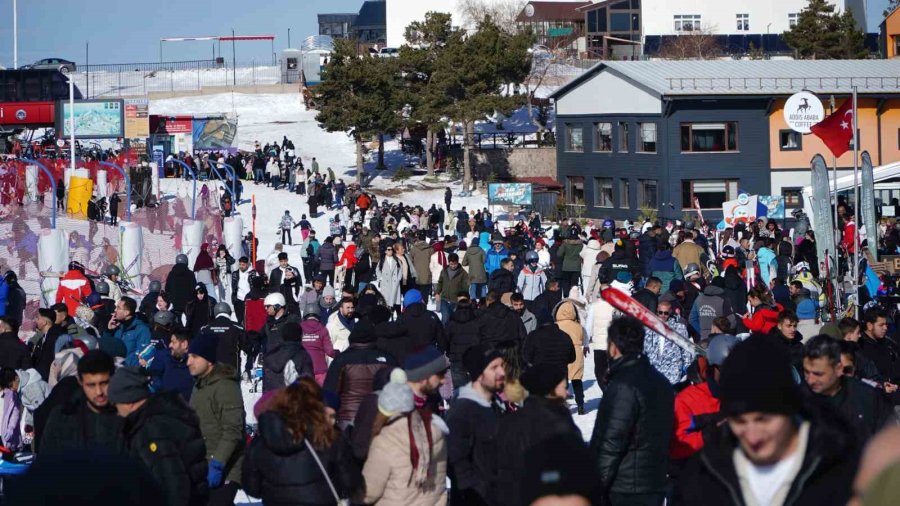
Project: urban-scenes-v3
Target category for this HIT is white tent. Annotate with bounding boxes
[801,160,900,228]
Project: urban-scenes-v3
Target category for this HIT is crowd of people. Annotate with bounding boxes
[3,145,900,506]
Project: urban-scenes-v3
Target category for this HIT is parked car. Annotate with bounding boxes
[20,58,76,74]
[378,47,399,58]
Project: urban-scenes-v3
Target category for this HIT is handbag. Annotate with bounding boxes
[304,439,349,506]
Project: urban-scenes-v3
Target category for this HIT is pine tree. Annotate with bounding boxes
[783,0,866,59]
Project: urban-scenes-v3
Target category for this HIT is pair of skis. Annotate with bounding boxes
[600,287,705,357]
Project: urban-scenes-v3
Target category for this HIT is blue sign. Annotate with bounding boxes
[488,183,533,206]
[152,146,165,177]
[758,195,785,220]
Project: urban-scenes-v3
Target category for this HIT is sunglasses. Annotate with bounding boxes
[657,311,670,316]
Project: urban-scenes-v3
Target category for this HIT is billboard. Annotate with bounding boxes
[124,98,150,139]
[758,195,785,220]
[192,116,238,150]
[722,193,759,227]
[57,99,125,139]
[488,183,533,206]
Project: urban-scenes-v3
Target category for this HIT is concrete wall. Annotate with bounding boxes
[147,83,300,100]
[452,147,558,180]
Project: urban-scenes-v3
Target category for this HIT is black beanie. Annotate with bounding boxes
[463,344,502,381]
[349,320,377,344]
[719,334,802,417]
[520,363,567,397]
[521,435,596,505]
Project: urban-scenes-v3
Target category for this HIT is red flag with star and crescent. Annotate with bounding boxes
[810,99,854,158]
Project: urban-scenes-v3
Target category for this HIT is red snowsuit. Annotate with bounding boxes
[56,269,94,316]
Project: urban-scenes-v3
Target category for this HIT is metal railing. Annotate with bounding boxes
[666,76,900,91]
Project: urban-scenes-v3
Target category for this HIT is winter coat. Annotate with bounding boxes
[632,287,658,314]
[397,303,445,351]
[445,385,504,503]
[279,213,296,230]
[362,412,448,506]
[1,389,21,451]
[378,258,403,307]
[494,396,581,506]
[672,240,705,271]
[757,246,778,285]
[38,386,123,455]
[317,242,338,271]
[556,239,583,273]
[644,319,694,384]
[523,323,576,369]
[301,318,335,376]
[104,316,152,368]
[190,364,245,484]
[262,312,302,351]
[585,295,616,351]
[670,379,720,461]
[487,269,514,296]
[326,311,354,353]
[436,266,470,301]
[201,315,243,371]
[184,295,217,338]
[0,331,30,370]
[147,349,194,402]
[5,282,25,326]
[516,266,546,301]
[429,248,448,286]
[484,247,508,276]
[121,391,209,506]
[411,241,434,285]
[323,342,396,424]
[689,285,735,341]
[589,354,674,496]
[579,240,602,277]
[722,269,748,313]
[243,411,360,506]
[269,265,302,293]
[263,341,315,392]
[555,302,585,380]
[638,233,659,276]
[742,303,783,334]
[55,269,94,317]
[446,305,481,365]
[532,288,563,327]
[808,376,891,447]
[477,303,526,347]
[166,264,198,313]
[462,246,488,284]
[649,250,676,293]
[674,407,857,506]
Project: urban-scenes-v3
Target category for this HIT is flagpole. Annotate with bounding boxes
[852,86,860,319]
[828,95,841,311]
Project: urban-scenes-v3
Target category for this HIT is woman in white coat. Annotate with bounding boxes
[379,244,403,317]
[579,239,602,302]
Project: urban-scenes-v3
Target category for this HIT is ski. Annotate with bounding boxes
[601,287,705,357]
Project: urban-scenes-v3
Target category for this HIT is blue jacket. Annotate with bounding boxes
[485,247,508,275]
[105,317,151,367]
[147,348,194,401]
[756,247,777,285]
[0,279,7,317]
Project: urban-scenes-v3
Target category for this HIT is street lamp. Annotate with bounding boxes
[13,0,17,69]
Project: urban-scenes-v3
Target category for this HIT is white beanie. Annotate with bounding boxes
[378,369,414,417]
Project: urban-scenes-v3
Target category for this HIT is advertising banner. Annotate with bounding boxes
[861,151,877,261]
[811,154,837,281]
[488,183,533,206]
[192,116,238,150]
[124,98,150,139]
[722,194,759,227]
[57,99,125,139]
[151,115,193,134]
[758,195,785,220]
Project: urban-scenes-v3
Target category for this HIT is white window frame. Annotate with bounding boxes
[788,13,799,28]
[565,124,584,152]
[674,14,701,32]
[594,177,614,208]
[682,179,739,210]
[736,14,749,31]
[638,122,657,153]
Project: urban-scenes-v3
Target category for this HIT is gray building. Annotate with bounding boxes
[318,13,358,39]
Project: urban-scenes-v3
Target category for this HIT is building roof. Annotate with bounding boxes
[550,60,900,99]
[516,2,591,23]
[354,0,386,29]
[318,13,358,24]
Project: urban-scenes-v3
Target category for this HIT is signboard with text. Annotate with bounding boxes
[124,98,150,139]
[488,183,533,206]
[784,91,824,134]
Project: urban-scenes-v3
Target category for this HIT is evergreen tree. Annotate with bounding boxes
[783,0,866,59]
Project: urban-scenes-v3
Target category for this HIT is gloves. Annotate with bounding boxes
[207,459,225,488]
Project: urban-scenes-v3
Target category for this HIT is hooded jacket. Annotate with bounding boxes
[689,285,735,341]
[523,323,576,369]
[397,303,444,351]
[446,305,481,365]
[517,264,546,301]
[556,239,583,273]
[555,302,585,381]
[263,340,314,392]
[190,364,245,484]
[461,246,488,284]
[742,303,783,334]
[580,240,602,277]
[166,264,197,313]
[411,240,434,285]
[300,318,335,376]
[485,246,508,275]
[638,233,659,276]
[445,384,504,503]
[317,241,338,271]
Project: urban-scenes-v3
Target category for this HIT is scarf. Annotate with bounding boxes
[432,243,447,267]
[407,410,435,489]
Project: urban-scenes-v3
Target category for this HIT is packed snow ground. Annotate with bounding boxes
[71,65,282,99]
[150,91,598,505]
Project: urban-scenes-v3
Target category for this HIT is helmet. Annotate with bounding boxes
[792,261,810,275]
[303,303,320,319]
[264,292,286,308]
[684,263,701,279]
[152,310,176,328]
[176,254,189,265]
[525,251,539,263]
[104,265,120,277]
[707,334,739,366]
[95,281,110,295]
[721,245,735,258]
[68,261,85,273]
[213,302,232,316]
[602,219,614,229]
[148,280,162,292]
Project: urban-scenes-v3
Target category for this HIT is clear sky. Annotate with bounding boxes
[0,0,364,67]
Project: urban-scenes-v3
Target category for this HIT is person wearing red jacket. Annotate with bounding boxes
[55,262,94,317]
[842,218,856,254]
[299,310,336,385]
[670,335,739,463]
[741,285,783,334]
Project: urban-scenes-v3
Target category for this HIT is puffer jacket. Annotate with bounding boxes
[104,316,152,368]
[397,303,444,352]
[362,411,448,506]
[461,246,488,283]
[317,242,338,271]
[121,391,209,506]
[589,354,674,497]
[263,341,314,392]
[190,364,245,484]
[638,233,659,276]
[485,247,508,275]
[323,342,396,424]
[555,302,585,381]
[742,303,783,334]
[649,250,676,292]
[689,285,735,341]
[516,265,546,301]
[446,305,481,365]
[243,411,360,506]
[586,296,616,351]
[579,240,602,277]
[556,239,583,273]
[477,303,527,347]
[523,323,576,369]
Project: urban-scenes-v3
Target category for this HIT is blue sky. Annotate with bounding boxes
[0,0,363,67]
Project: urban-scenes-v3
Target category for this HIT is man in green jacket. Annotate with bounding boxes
[556,233,584,295]
[187,332,246,506]
[410,231,434,300]
[436,253,470,326]
[462,243,488,303]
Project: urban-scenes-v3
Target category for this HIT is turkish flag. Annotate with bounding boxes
[811,99,854,158]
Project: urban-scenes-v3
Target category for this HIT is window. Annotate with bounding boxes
[638,179,657,208]
[680,122,738,152]
[567,176,585,205]
[595,178,614,207]
[611,13,631,31]
[788,13,799,28]
[674,15,701,32]
[779,130,802,151]
[638,123,657,153]
[783,188,803,208]
[565,124,583,152]
[593,122,612,152]
[620,179,631,208]
[681,180,739,209]
[618,122,629,152]
[736,14,749,31]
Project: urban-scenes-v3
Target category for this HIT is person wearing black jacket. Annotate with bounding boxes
[477,291,527,348]
[4,271,26,326]
[446,297,481,389]
[631,277,660,314]
[32,308,64,381]
[0,318,30,370]
[523,321,576,369]
[589,316,673,505]
[488,259,516,295]
[184,284,216,337]
[262,322,314,393]
[109,192,121,225]
[201,303,244,371]
[139,280,162,319]
[396,297,444,351]
[166,255,197,315]
[110,367,209,506]
[532,279,563,326]
[858,308,900,403]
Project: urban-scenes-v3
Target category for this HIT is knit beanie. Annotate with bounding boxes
[107,366,151,404]
[521,435,596,506]
[520,363,567,397]
[323,285,336,298]
[463,344,502,382]
[719,334,802,416]
[188,330,218,364]
[403,289,423,308]
[403,345,450,382]
[378,369,415,417]
[818,323,842,340]
[349,320,377,344]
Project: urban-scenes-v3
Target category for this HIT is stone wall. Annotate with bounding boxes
[452,147,557,181]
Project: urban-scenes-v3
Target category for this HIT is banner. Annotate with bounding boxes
[722,194,758,227]
[488,183,533,206]
[758,195,785,220]
[861,151,877,261]
[192,116,238,150]
[811,154,838,281]
[124,98,150,139]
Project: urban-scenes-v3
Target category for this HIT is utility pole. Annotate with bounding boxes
[288,28,291,48]
[13,0,18,69]
[232,28,236,86]
[85,41,89,98]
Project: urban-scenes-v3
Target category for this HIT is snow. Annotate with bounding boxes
[148,91,600,504]
[70,66,282,99]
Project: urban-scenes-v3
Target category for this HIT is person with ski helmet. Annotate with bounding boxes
[56,261,94,317]
[260,292,301,353]
[103,264,123,302]
[166,254,197,316]
[200,302,244,371]
[139,280,163,319]
[517,251,547,309]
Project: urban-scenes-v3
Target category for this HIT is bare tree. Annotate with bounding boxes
[656,28,723,60]
[457,0,528,35]
[522,39,577,142]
